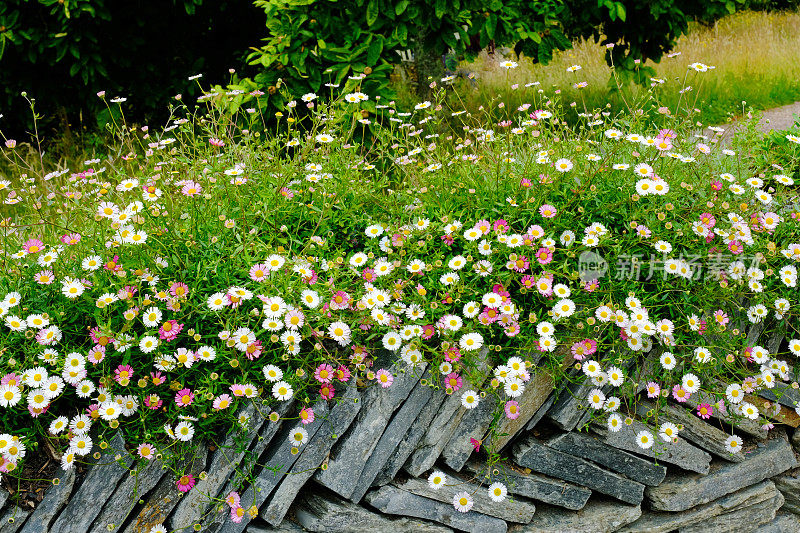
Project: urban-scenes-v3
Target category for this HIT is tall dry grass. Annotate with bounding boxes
[405,10,800,125]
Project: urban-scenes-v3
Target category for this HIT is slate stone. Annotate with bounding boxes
[507,497,641,533]
[348,373,436,502]
[546,379,596,432]
[89,458,167,533]
[394,474,536,523]
[680,488,784,533]
[247,519,307,532]
[634,400,744,463]
[373,384,447,486]
[773,469,800,515]
[523,393,556,432]
[51,432,133,533]
[314,362,422,497]
[494,371,555,450]
[465,461,591,511]
[682,389,768,439]
[513,436,644,505]
[759,381,800,409]
[0,490,8,513]
[405,352,491,477]
[121,445,209,533]
[0,506,31,533]
[592,419,712,474]
[294,489,453,533]
[645,432,797,512]
[759,511,800,533]
[168,400,289,531]
[202,399,332,533]
[441,392,496,471]
[365,485,507,533]
[261,387,362,526]
[546,432,667,486]
[18,468,76,533]
[622,480,778,532]
[405,386,473,477]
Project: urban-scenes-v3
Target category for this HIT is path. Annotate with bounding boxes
[706,100,800,142]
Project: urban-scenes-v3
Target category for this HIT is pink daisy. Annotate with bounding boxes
[319,383,335,400]
[299,407,315,425]
[114,364,134,384]
[175,388,195,407]
[249,263,270,282]
[22,238,44,254]
[696,403,713,420]
[375,369,394,389]
[444,373,463,392]
[505,400,520,420]
[334,365,351,382]
[213,394,233,410]
[144,394,162,410]
[672,385,690,403]
[176,474,195,492]
[60,233,82,245]
[539,204,557,218]
[315,364,334,384]
[169,282,189,299]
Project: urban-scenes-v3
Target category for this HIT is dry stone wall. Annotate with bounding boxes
[3,341,800,533]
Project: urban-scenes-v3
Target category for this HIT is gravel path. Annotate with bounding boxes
[706,100,800,143]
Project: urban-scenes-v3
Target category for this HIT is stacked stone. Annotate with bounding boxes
[6,345,800,533]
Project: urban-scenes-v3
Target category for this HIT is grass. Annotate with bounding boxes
[395,9,800,127]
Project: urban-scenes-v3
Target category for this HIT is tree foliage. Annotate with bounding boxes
[0,0,263,135]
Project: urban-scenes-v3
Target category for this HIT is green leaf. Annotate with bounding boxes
[725,1,735,14]
[435,0,446,19]
[616,3,626,22]
[395,0,409,15]
[366,38,382,65]
[486,13,497,40]
[366,0,379,26]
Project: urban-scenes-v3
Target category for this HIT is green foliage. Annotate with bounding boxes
[0,0,263,136]
[246,0,750,113]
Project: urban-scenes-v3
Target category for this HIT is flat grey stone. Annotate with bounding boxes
[441,392,496,471]
[51,432,133,533]
[169,400,288,530]
[684,387,767,439]
[645,432,797,512]
[365,484,506,533]
[546,379,597,432]
[374,383,447,486]
[204,399,336,533]
[121,445,209,533]
[394,474,535,523]
[524,393,556,431]
[295,489,452,533]
[405,350,491,477]
[680,489,784,533]
[622,480,778,532]
[315,362,422,497]
[18,468,76,533]
[759,511,800,533]
[0,506,31,533]
[634,401,744,463]
[494,371,556,450]
[508,497,641,533]
[261,387,362,526]
[247,519,307,532]
[0,490,8,513]
[405,387,474,477]
[513,436,644,505]
[592,419,712,474]
[465,460,591,510]
[349,373,436,502]
[89,458,167,533]
[546,432,666,486]
[773,469,800,513]
[759,381,800,409]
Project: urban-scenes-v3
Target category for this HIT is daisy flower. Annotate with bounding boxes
[488,482,507,502]
[428,470,447,490]
[453,491,474,513]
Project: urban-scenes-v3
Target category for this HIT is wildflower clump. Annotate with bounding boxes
[0,59,799,517]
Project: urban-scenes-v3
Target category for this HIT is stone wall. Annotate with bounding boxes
[3,351,800,533]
